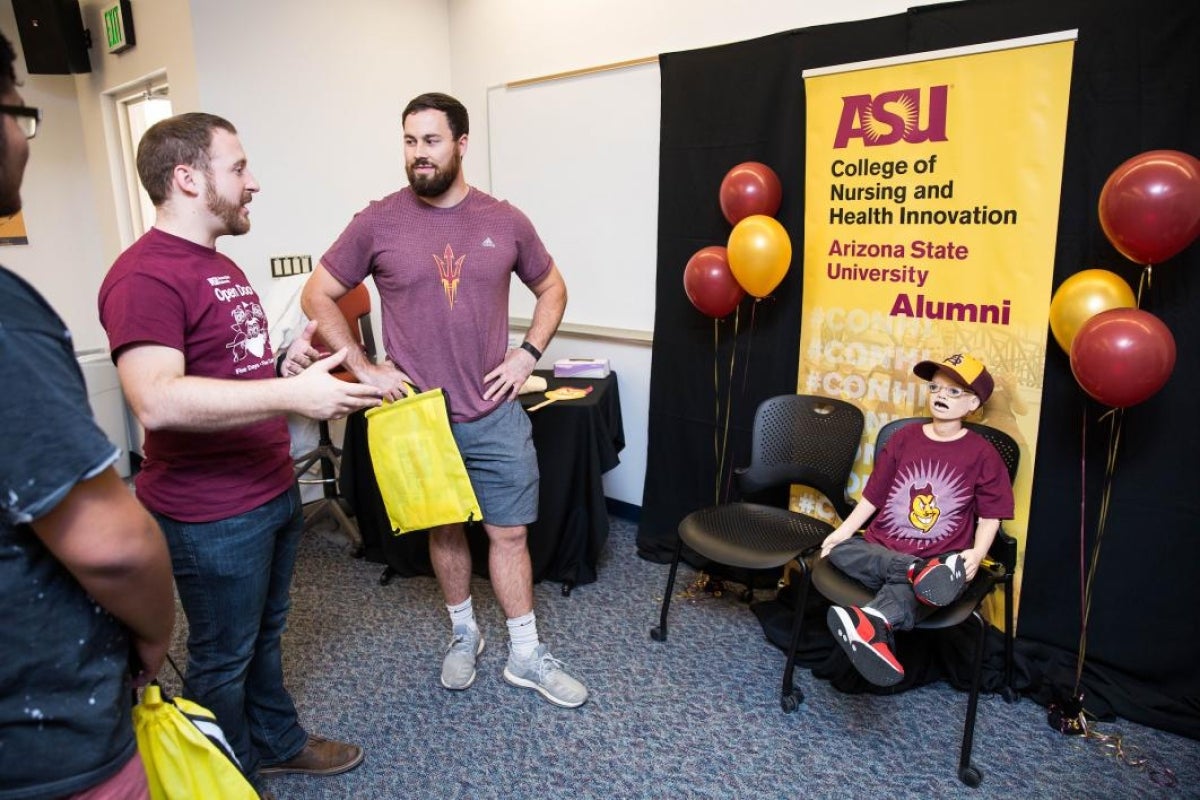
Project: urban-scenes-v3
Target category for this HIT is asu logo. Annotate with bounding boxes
[833,85,949,149]
[908,482,940,533]
[433,244,465,309]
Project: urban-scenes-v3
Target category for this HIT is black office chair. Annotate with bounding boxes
[650,394,864,712]
[294,283,376,556]
[802,417,1020,787]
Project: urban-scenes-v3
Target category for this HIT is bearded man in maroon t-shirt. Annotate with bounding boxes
[303,93,587,709]
[99,113,382,794]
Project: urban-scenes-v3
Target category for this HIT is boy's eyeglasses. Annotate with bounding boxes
[927,382,974,399]
[0,105,41,139]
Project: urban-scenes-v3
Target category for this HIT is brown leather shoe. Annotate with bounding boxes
[258,734,365,777]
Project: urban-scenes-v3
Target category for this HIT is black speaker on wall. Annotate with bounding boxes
[11,0,92,75]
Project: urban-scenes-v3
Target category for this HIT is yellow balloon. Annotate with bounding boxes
[727,215,792,298]
[1049,269,1137,353]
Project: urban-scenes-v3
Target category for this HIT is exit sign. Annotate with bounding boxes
[102,0,135,54]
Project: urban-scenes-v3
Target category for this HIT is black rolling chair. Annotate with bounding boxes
[650,394,864,712]
[294,283,376,556]
[803,417,1020,787]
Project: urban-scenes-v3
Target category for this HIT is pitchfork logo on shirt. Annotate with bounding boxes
[226,301,268,362]
[878,460,970,545]
[433,244,465,309]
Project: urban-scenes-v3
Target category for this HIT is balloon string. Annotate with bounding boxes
[1136,265,1152,308]
[1078,402,1087,653]
[1075,406,1124,692]
[719,308,740,503]
[741,299,758,393]
[712,319,721,504]
[1079,713,1179,788]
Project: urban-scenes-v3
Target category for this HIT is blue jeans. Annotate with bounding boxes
[153,485,308,779]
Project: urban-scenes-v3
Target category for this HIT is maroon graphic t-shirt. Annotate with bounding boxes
[322,187,553,422]
[99,228,292,522]
[861,422,1014,557]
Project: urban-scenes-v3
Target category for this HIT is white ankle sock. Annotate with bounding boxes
[447,597,477,632]
[506,611,539,659]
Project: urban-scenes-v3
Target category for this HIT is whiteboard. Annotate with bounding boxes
[487,61,660,336]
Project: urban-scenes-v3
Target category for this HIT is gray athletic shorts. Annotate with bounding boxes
[449,400,539,527]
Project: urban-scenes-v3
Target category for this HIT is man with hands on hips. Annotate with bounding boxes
[302,92,587,708]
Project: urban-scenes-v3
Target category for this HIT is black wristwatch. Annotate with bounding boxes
[519,340,542,361]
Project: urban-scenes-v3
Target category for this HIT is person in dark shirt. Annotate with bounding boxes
[0,32,175,799]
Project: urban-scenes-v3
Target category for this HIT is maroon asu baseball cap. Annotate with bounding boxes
[912,353,994,402]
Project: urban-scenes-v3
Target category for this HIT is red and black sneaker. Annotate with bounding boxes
[908,553,967,607]
[826,605,904,687]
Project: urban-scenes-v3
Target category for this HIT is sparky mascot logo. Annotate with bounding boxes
[433,244,465,309]
[832,85,949,149]
[908,482,940,533]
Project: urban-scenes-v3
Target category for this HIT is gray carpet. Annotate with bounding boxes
[168,516,1200,799]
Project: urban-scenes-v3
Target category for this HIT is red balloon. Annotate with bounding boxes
[1098,149,1200,265]
[683,245,744,318]
[1069,308,1176,407]
[719,162,783,226]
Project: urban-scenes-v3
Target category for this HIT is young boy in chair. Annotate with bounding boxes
[819,353,1015,687]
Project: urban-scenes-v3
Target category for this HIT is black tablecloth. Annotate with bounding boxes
[340,371,624,589]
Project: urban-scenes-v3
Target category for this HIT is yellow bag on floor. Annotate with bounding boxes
[133,683,258,800]
[365,386,481,534]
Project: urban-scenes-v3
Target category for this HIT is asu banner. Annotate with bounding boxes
[797,33,1076,627]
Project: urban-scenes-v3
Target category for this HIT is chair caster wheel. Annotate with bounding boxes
[958,765,982,787]
[780,693,799,713]
[1002,686,1018,703]
[379,567,395,586]
[351,545,364,559]
[650,627,667,642]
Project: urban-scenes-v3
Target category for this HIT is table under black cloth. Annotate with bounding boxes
[339,370,624,592]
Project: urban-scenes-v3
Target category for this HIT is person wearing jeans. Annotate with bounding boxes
[99,112,382,795]
[151,486,308,773]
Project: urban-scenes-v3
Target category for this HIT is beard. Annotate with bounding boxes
[0,139,27,218]
[205,181,251,236]
[0,182,19,218]
[406,151,461,198]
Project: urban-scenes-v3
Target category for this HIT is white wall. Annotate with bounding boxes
[447,0,943,506]
[1,0,205,350]
[187,0,452,293]
[0,3,108,350]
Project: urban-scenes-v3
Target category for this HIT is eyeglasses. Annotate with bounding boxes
[927,382,974,399]
[0,105,41,139]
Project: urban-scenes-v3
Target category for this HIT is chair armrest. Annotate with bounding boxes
[733,466,786,506]
[984,527,1018,574]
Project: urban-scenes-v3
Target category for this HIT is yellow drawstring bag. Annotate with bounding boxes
[365,386,481,534]
[133,683,258,800]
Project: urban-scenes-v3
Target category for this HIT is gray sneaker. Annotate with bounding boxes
[502,644,588,708]
[441,626,484,690]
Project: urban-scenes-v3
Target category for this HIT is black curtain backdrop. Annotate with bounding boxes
[639,0,1200,739]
